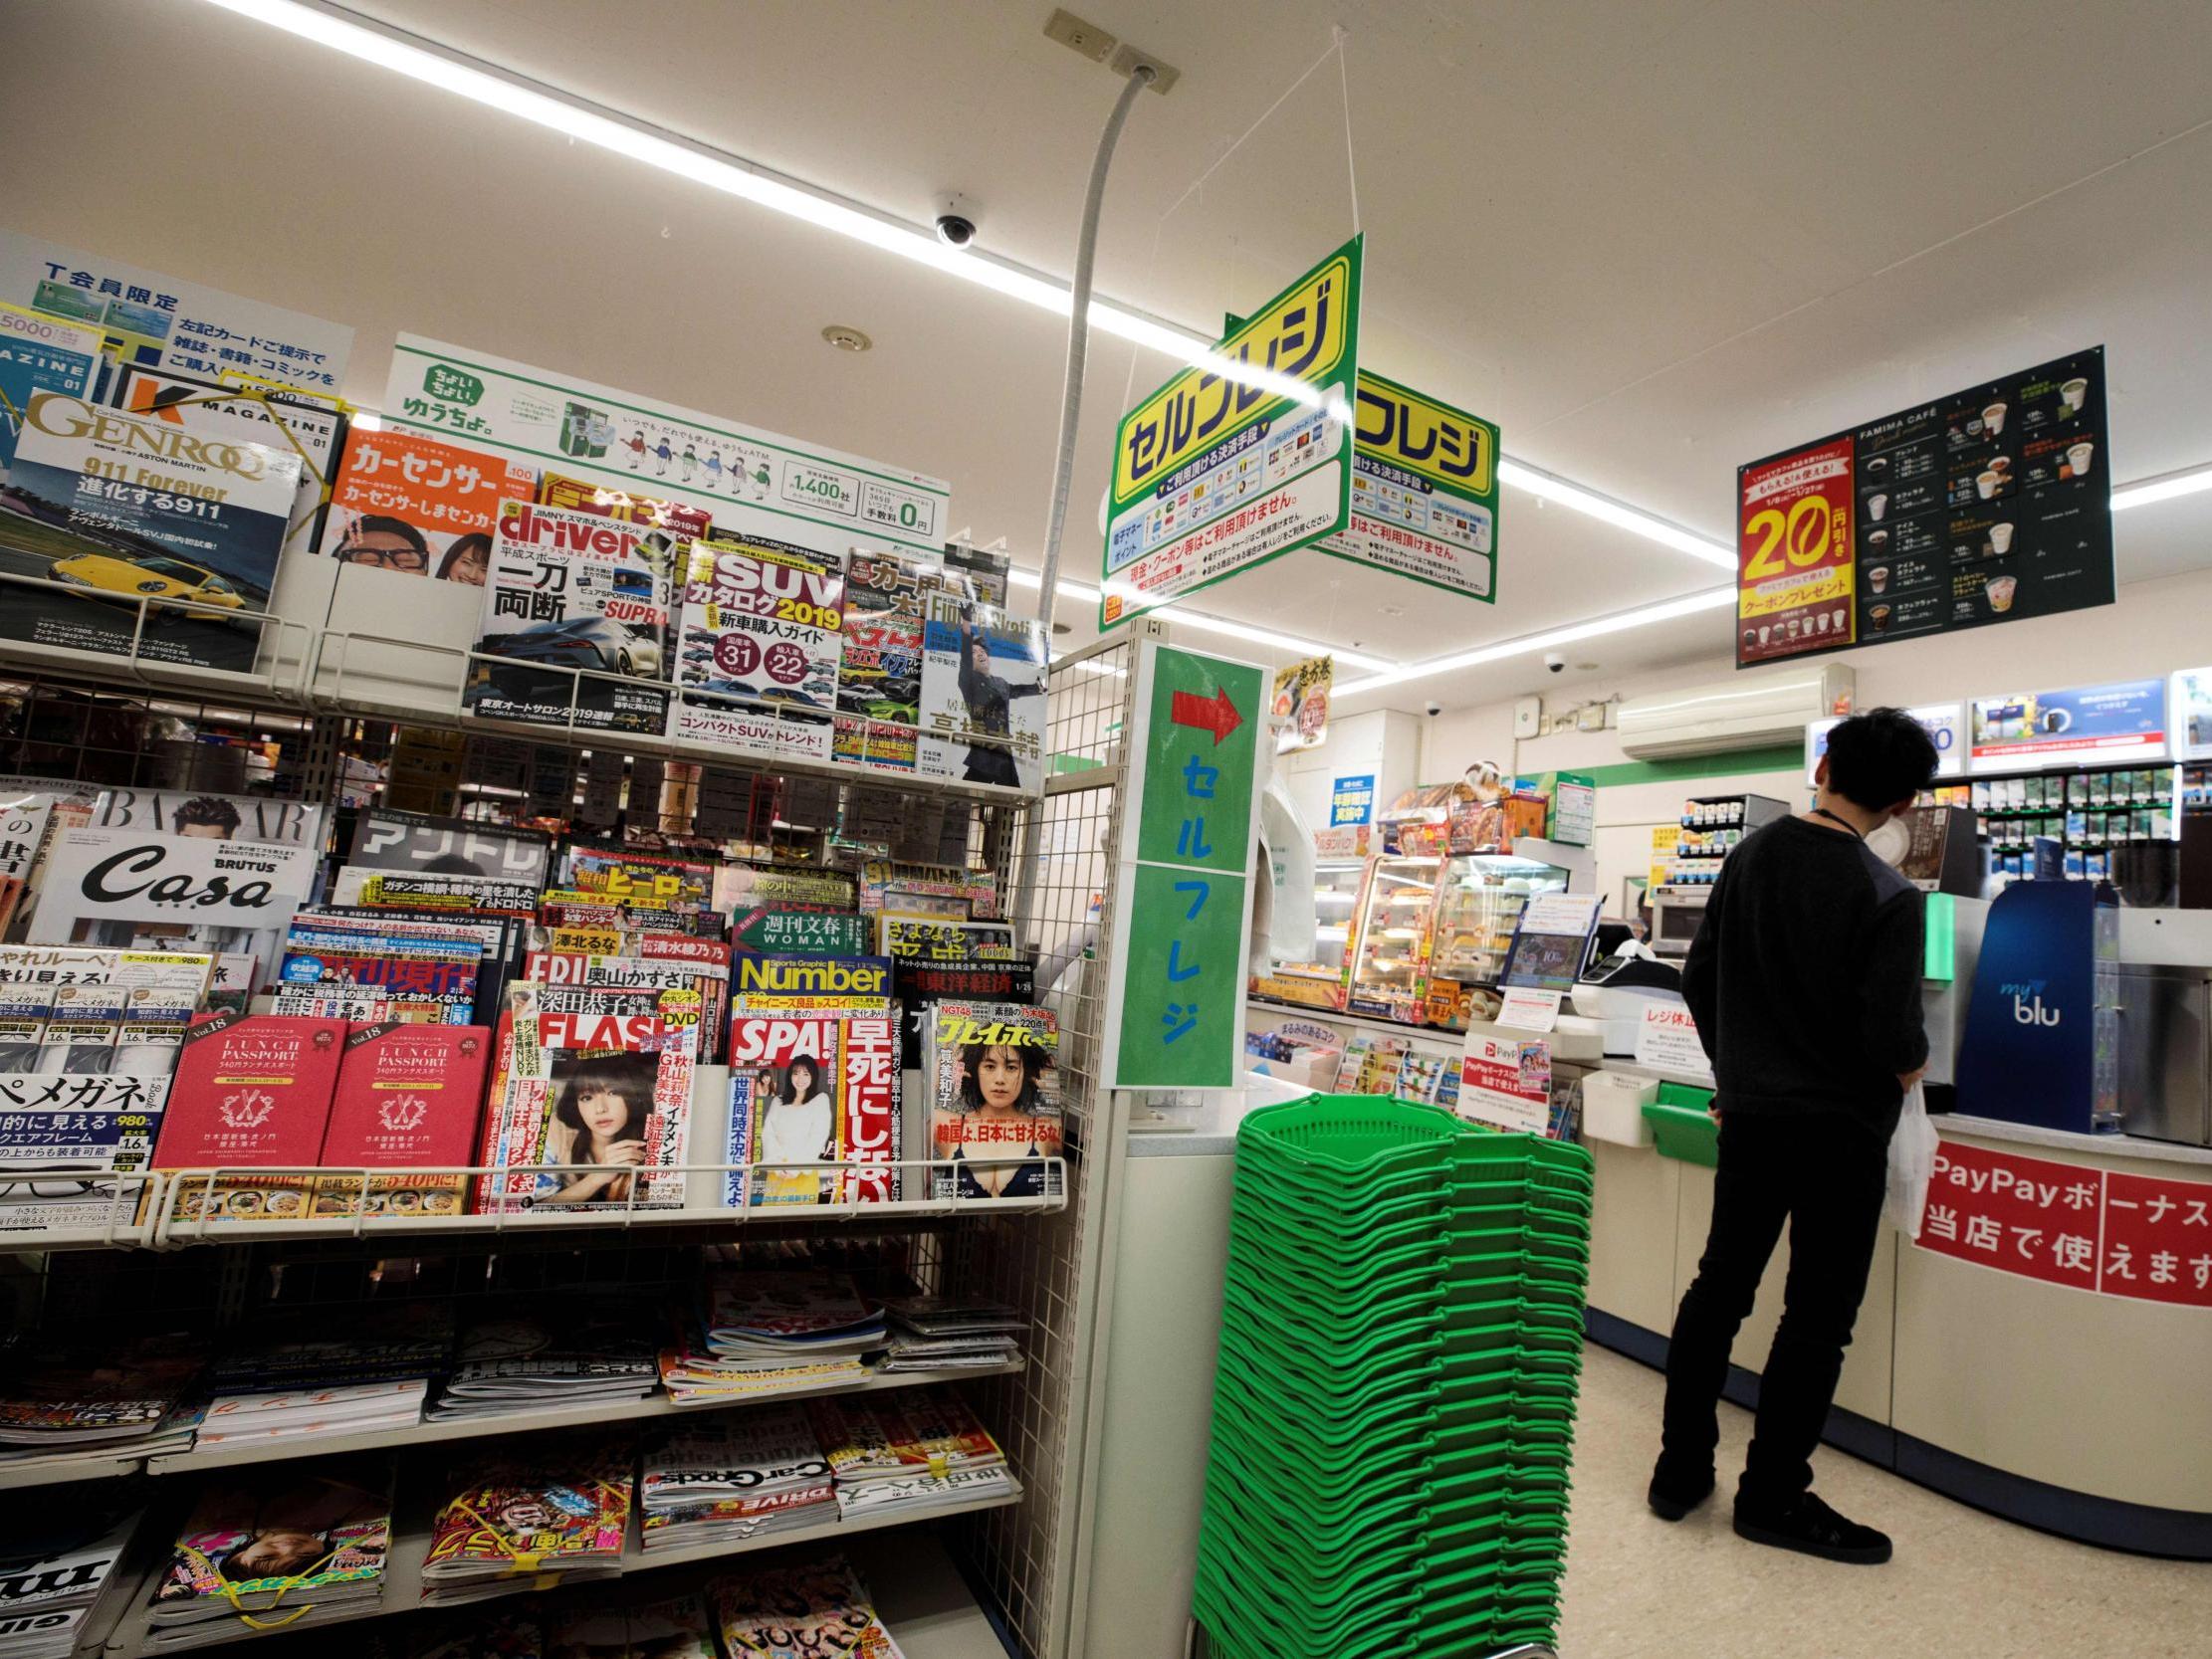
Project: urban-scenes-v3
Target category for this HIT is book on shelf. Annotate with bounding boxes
[639,1406,834,1550]
[916,597,1046,793]
[422,1444,629,1600]
[473,985,696,1215]
[880,1295,1023,1372]
[711,864,858,916]
[465,500,673,736]
[547,1593,717,1659]
[316,425,536,586]
[150,1014,347,1223]
[940,538,1011,605]
[858,860,1001,922]
[713,1555,907,1659]
[923,1002,1063,1202]
[556,846,717,912]
[887,955,1034,1060]
[878,914,1017,961]
[0,1491,140,1659]
[430,1303,658,1420]
[292,907,516,1026]
[312,1021,493,1217]
[725,1008,898,1208]
[148,1461,393,1645]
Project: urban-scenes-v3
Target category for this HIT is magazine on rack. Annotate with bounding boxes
[317,426,536,586]
[113,366,345,556]
[0,1493,140,1659]
[546,1594,717,1659]
[725,1008,899,1207]
[312,1022,492,1217]
[430,1302,658,1420]
[149,1461,392,1640]
[192,1378,428,1449]
[836,549,933,725]
[150,1014,346,1223]
[714,1555,906,1659]
[923,1002,1062,1202]
[421,1444,628,1600]
[671,534,845,729]
[205,1304,454,1398]
[807,1390,1013,1521]
[0,1337,204,1453]
[915,596,1046,793]
[465,499,672,735]
[639,1406,834,1550]
[272,919,483,1025]
[473,984,695,1214]
[346,809,553,887]
[0,388,302,675]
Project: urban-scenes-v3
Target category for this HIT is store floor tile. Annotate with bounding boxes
[1559,1346,2210,1659]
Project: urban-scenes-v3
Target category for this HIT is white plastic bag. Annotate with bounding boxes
[1884,1082,1938,1239]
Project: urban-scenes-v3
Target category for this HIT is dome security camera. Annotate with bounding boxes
[1424,700,1443,718]
[935,193,979,249]
[1543,652,1567,674]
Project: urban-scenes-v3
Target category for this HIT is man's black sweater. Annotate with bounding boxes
[1679,814,1928,1139]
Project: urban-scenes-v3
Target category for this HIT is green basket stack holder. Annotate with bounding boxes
[1193,1094,1594,1659]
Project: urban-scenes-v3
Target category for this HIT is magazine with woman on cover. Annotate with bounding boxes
[925,1002,1061,1200]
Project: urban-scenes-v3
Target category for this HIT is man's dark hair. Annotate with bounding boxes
[1824,708,1939,810]
[171,795,242,834]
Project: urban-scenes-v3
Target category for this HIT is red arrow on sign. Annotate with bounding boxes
[1170,687,1243,745]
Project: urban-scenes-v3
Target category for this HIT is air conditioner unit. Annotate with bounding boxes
[1618,664,1855,759]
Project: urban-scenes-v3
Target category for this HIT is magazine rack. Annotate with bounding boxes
[0,566,316,705]
[0,618,1150,1659]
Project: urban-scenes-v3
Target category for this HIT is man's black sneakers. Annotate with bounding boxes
[1732,1491,1892,1563]
[1647,1467,1715,1522]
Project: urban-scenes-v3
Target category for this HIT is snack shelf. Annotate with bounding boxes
[99,1495,1022,1655]
[0,1358,1027,1492]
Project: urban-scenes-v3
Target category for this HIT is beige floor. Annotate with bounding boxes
[1557,1345,2212,1658]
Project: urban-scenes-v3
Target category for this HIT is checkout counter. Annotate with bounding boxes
[1564,891,2212,1555]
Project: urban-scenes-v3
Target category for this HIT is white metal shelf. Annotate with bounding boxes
[100,1467,1023,1654]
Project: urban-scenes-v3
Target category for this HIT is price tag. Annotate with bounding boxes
[1496,986,1563,1032]
[1634,1002,1711,1077]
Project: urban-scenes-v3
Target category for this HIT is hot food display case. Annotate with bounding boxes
[1344,847,1583,1028]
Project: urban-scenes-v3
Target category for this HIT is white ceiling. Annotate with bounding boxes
[4,0,2209,715]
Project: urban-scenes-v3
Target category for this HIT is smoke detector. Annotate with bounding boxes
[820,324,872,353]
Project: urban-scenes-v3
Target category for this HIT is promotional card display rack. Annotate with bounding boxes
[0,620,1150,1659]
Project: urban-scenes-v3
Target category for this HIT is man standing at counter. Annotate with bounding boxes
[1651,707,1938,1564]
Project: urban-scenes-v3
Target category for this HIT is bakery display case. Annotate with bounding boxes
[1345,848,1579,1025]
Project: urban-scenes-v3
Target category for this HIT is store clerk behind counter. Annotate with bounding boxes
[1650,709,1940,1567]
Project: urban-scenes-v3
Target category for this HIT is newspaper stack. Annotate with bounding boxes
[880,1296,1023,1373]
[639,1406,835,1552]
[145,1462,393,1650]
[661,1273,884,1406]
[0,1495,141,1659]
[193,1378,428,1450]
[419,1444,629,1604]
[430,1305,657,1421]
[713,1555,908,1659]
[0,1338,205,1458]
[807,1390,1016,1523]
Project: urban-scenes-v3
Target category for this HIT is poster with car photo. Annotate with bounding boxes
[465,499,671,735]
[317,427,536,588]
[0,388,300,674]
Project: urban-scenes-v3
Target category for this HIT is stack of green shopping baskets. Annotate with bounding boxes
[1194,1094,1594,1659]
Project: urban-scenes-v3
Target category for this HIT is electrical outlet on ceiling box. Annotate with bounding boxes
[1043,9,1116,61]
[1577,703,1611,732]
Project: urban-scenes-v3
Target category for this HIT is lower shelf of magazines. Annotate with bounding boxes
[8,1155,1069,1253]
[100,1502,1019,1658]
[0,1356,1025,1493]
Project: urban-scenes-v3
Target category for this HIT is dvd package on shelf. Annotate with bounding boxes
[0,388,303,675]
[114,365,345,556]
[148,1461,393,1648]
[714,1555,906,1659]
[916,597,1046,793]
[151,1014,347,1223]
[837,549,933,726]
[0,1336,204,1455]
[422,1444,629,1601]
[431,1303,658,1421]
[466,500,672,735]
[924,1003,1062,1202]
[639,1406,834,1550]
[807,1389,1013,1521]
[0,1494,139,1659]
[546,1594,717,1659]
[726,1008,899,1207]
[474,985,695,1214]
[313,1022,492,1216]
[316,426,535,586]
[346,809,553,887]
[671,535,845,735]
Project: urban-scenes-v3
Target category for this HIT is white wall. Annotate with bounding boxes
[1403,565,2212,913]
[1277,708,1424,829]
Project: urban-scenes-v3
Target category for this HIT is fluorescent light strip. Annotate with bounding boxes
[2110,460,2212,513]
[1004,566,1393,671]
[1335,585,1737,696]
[1496,458,1735,567]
